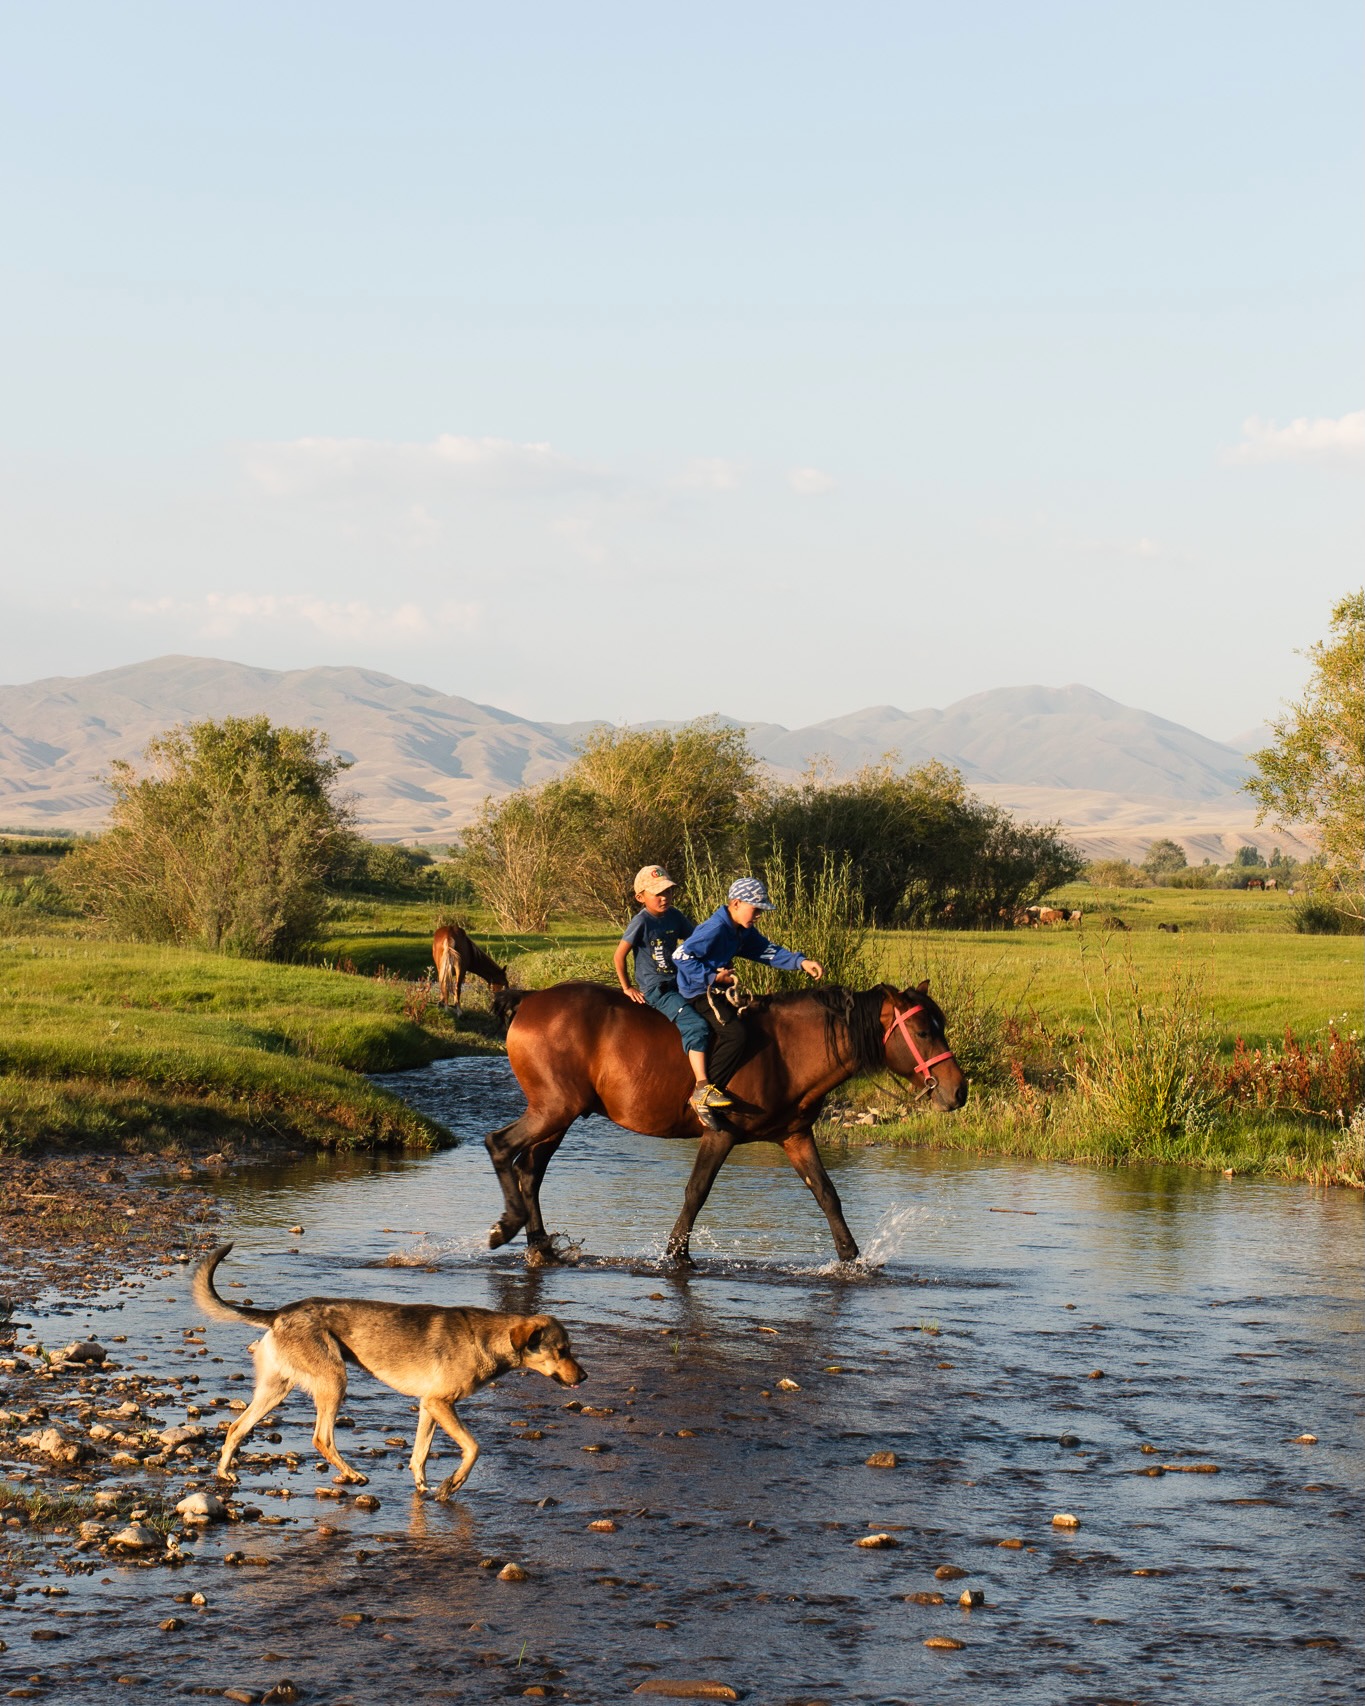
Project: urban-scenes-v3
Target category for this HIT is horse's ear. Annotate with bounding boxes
[915,978,930,994]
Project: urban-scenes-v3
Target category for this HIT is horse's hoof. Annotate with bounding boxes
[525,1243,557,1270]
[488,1222,517,1250]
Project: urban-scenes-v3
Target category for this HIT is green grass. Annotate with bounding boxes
[0,933,499,1155]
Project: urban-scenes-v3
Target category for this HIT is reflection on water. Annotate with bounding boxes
[7,1053,1362,1705]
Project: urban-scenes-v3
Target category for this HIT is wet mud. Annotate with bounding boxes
[2,1056,1362,1704]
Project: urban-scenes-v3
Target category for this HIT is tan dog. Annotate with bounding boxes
[193,1243,585,1498]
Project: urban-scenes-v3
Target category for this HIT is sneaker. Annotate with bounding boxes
[689,1082,732,1128]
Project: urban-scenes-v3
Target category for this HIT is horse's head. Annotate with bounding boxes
[880,980,967,1111]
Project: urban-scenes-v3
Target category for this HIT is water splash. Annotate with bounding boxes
[850,1199,940,1271]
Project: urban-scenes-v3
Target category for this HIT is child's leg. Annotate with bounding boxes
[648,988,712,1085]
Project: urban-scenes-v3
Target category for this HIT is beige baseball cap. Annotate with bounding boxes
[633,864,676,895]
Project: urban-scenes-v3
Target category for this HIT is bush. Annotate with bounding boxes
[1142,837,1188,877]
[1083,859,1147,889]
[1292,897,1365,935]
[60,716,351,959]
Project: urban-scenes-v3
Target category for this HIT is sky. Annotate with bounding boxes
[1,2,1360,741]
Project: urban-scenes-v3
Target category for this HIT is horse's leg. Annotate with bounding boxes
[781,1128,859,1263]
[453,952,464,1016]
[666,1131,736,1267]
[516,1133,568,1261]
[486,1120,532,1247]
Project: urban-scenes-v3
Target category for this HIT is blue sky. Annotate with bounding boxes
[1,2,1359,736]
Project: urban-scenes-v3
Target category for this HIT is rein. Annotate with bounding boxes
[883,1001,956,1100]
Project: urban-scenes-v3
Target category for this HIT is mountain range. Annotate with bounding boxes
[0,655,1306,863]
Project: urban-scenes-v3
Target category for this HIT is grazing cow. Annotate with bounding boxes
[1246,878,1265,891]
[1035,907,1065,925]
[1067,909,1083,923]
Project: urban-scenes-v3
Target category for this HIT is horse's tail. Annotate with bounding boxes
[492,987,526,1032]
[433,930,459,1007]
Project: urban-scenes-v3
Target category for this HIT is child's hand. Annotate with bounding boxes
[623,987,647,1004]
[801,959,824,979]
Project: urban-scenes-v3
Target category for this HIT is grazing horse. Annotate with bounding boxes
[432,925,508,1013]
[486,980,967,1266]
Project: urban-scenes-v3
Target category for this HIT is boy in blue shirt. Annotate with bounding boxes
[614,864,715,1101]
[673,876,823,1126]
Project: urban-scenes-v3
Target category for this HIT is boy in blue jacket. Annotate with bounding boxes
[673,876,823,1126]
[614,864,715,1098]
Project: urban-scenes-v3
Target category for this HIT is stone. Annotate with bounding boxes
[1052,1513,1080,1528]
[1058,1433,1080,1448]
[223,1692,257,1704]
[1088,1369,1105,1379]
[632,1685,741,1701]
[176,1493,227,1523]
[1161,1463,1220,1474]
[934,1565,966,1580]
[865,1452,897,1468]
[62,1340,108,1365]
[497,1562,528,1581]
[997,1539,1023,1549]
[159,1425,206,1450]
[958,1588,985,1607]
[776,1379,800,1392]
[854,1533,899,1549]
[923,1636,964,1651]
[336,1612,369,1626]
[352,1494,381,1511]
[261,1684,299,1704]
[905,1592,945,1605]
[18,1426,91,1465]
[190,1592,208,1606]
[160,1617,184,1631]
[93,1490,122,1509]
[30,1629,67,1641]
[1293,1433,1318,1444]
[110,1523,162,1551]
[588,1519,618,1532]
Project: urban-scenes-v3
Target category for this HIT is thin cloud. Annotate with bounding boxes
[787,466,836,495]
[1225,411,1365,465]
[243,434,592,498]
[129,593,480,642]
[675,458,743,491]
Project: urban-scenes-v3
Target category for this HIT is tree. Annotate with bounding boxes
[1246,592,1364,915]
[1142,838,1187,877]
[61,716,351,957]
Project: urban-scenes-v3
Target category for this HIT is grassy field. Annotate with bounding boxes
[2,883,1360,1180]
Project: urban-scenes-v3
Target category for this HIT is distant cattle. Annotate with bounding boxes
[1019,905,1067,927]
[1246,878,1265,891]
[1068,909,1083,923]
[1157,922,1179,933]
[1264,878,1278,890]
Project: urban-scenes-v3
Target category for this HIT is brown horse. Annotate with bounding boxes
[486,980,966,1266]
[432,925,508,1013]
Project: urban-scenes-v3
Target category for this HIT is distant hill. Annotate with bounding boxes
[0,655,1307,862]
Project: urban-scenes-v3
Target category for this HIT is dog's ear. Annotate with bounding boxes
[509,1318,546,1354]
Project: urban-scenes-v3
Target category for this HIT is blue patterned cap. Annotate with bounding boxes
[727,876,773,910]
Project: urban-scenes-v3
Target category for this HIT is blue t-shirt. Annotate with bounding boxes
[621,906,695,996]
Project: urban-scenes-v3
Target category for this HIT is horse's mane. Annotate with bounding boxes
[759,983,895,1076]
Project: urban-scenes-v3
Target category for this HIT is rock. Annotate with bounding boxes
[958,1588,985,1607]
[176,1493,227,1523]
[854,1532,899,1548]
[1139,1443,1160,1454]
[934,1565,966,1580]
[497,1562,528,1582]
[261,1685,300,1704]
[1293,1433,1318,1444]
[30,1629,67,1641]
[1052,1513,1080,1528]
[352,1494,381,1511]
[190,1592,208,1606]
[997,1538,1023,1549]
[288,1225,304,1235]
[159,1425,206,1450]
[336,1612,369,1626]
[110,1523,162,1551]
[632,1685,741,1701]
[905,1592,945,1605]
[160,1617,184,1631]
[62,1340,107,1365]
[776,1378,800,1392]
[1161,1463,1220,1474]
[18,1426,91,1465]
[1088,1369,1105,1380]
[588,1519,618,1532]
[865,1451,897,1468]
[1058,1433,1081,1448]
[79,1520,107,1540]
[223,1691,257,1705]
[923,1636,964,1650]
[582,1443,608,1453]
[93,1489,123,1510]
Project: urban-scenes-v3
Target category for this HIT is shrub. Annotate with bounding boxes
[1223,1025,1363,1124]
[1292,897,1365,935]
[1142,837,1188,877]
[1083,859,1147,889]
[60,716,350,959]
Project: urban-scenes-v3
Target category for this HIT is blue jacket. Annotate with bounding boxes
[673,906,806,1000]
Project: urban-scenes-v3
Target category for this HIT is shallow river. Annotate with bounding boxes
[6,1055,1363,1705]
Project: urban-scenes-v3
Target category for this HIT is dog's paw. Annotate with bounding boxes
[334,1471,369,1486]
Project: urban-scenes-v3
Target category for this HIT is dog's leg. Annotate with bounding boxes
[217,1339,292,1483]
[304,1337,369,1486]
[425,1397,480,1499]
[666,1129,735,1266]
[409,1402,439,1493]
[781,1127,859,1263]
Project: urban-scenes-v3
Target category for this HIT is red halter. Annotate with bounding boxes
[883,1001,956,1088]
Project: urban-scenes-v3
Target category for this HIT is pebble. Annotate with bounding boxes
[958,1588,985,1607]
[1058,1434,1080,1448]
[1161,1463,1220,1474]
[854,1533,899,1549]
[190,1593,208,1606]
[497,1562,528,1582]
[923,1636,964,1650]
[776,1379,800,1392]
[223,1691,257,1704]
[588,1519,618,1532]
[61,1340,108,1365]
[1052,1513,1080,1528]
[289,1226,304,1235]
[159,1617,183,1632]
[1088,1369,1105,1379]
[336,1613,369,1626]
[17,1426,91,1465]
[1293,1433,1318,1444]
[934,1565,966,1580]
[160,1425,207,1450]
[582,1443,608,1453]
[110,1523,162,1551]
[997,1538,1024,1549]
[905,1592,945,1605]
[176,1492,227,1523]
[865,1451,897,1468]
[631,1684,740,1701]
[352,1494,381,1511]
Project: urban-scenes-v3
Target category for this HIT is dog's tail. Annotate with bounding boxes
[192,1243,278,1328]
[492,987,526,1032]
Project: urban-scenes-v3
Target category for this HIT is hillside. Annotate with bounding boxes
[0,655,1307,861]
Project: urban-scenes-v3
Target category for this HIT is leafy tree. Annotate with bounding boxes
[1083,859,1146,889]
[1247,592,1364,916]
[61,717,351,957]
[1142,838,1188,877]
[1231,844,1265,869]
